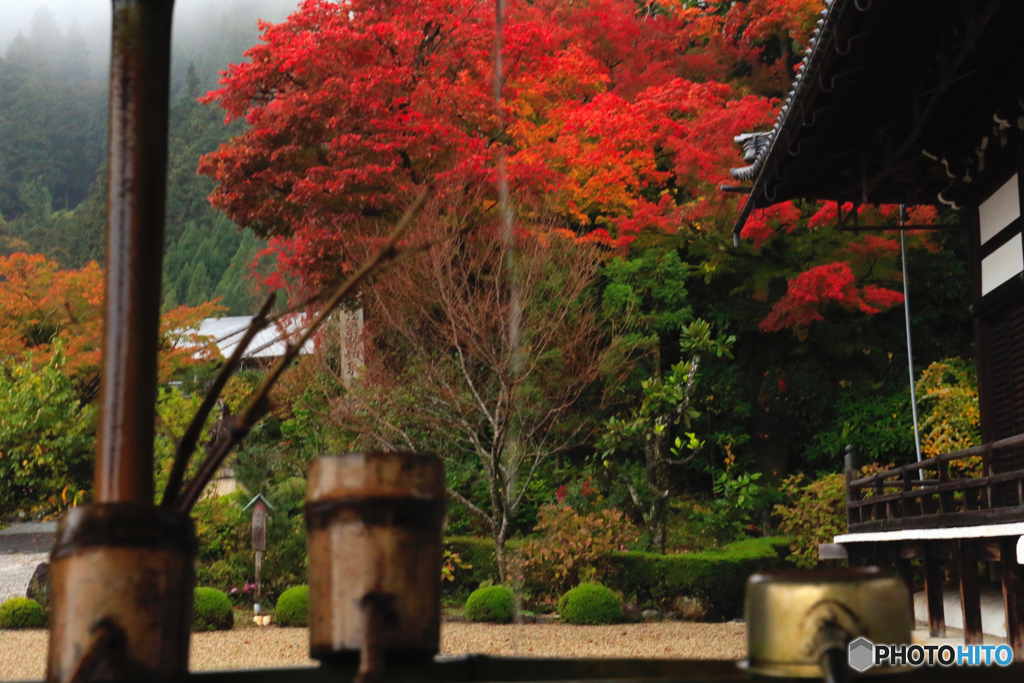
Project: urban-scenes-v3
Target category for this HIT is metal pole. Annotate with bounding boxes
[900,205,923,473]
[94,0,175,503]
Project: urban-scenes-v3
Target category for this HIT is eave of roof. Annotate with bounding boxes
[729,0,847,243]
[730,0,1024,243]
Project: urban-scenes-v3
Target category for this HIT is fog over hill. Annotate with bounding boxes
[0,0,300,314]
[1,0,299,78]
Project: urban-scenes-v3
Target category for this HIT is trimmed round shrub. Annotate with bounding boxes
[276,585,309,627]
[558,583,621,625]
[192,587,234,631]
[0,598,46,629]
[465,585,514,623]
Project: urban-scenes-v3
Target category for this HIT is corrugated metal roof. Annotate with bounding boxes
[196,315,314,359]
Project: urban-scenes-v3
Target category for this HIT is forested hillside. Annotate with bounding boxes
[0,1,294,314]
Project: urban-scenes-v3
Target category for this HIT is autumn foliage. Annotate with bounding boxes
[200,0,907,333]
[0,253,222,381]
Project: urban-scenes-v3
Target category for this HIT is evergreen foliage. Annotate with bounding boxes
[192,587,234,632]
[464,586,514,623]
[604,538,789,618]
[557,583,621,625]
[0,11,277,307]
[0,598,46,629]
[275,586,309,627]
[0,350,96,515]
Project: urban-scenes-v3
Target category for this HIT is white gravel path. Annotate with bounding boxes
[0,554,48,605]
[0,623,747,681]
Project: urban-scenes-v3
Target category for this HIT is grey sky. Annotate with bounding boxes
[0,0,297,67]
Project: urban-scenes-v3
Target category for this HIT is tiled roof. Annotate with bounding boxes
[729,0,839,186]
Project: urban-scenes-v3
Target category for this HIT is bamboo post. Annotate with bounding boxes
[46,3,196,682]
[305,453,446,668]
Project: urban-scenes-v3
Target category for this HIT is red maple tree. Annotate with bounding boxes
[199,0,910,333]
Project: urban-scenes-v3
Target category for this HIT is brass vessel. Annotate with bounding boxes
[742,568,912,678]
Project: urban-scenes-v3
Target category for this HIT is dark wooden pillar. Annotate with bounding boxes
[956,540,983,644]
[1000,537,1024,658]
[924,544,946,638]
[897,554,917,630]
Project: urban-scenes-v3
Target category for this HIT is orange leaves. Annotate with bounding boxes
[0,253,103,374]
[197,0,788,289]
[0,253,223,381]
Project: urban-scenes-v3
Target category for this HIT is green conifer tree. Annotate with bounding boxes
[186,260,212,306]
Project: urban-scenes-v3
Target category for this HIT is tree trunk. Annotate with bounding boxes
[492,524,508,583]
[644,431,669,554]
[648,498,667,554]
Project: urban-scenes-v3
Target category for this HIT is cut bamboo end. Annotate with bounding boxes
[47,504,197,683]
[306,452,446,665]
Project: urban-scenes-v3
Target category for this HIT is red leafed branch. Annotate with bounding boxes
[760,262,904,336]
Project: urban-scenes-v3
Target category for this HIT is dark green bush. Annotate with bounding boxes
[192,587,234,631]
[558,583,620,625]
[276,585,309,627]
[465,585,514,623]
[0,598,46,629]
[604,537,789,618]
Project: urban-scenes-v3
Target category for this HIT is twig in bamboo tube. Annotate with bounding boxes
[67,619,121,683]
[161,293,276,506]
[172,185,433,512]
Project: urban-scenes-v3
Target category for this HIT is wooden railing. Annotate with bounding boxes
[845,433,1024,533]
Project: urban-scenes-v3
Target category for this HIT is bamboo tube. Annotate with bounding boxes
[305,453,446,665]
[48,2,189,681]
[47,505,196,683]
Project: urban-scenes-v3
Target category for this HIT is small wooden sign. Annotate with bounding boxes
[251,501,267,552]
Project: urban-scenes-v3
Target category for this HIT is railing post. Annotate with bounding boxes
[902,468,913,518]
[938,459,953,513]
[986,445,995,509]
[845,445,857,527]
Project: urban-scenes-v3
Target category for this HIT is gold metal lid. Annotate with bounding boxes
[741,567,912,678]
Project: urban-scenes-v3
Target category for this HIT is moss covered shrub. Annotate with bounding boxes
[192,587,234,631]
[558,583,620,625]
[465,585,514,623]
[276,585,309,627]
[0,598,46,629]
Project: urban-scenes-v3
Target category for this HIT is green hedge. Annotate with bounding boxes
[0,598,46,629]
[192,588,234,631]
[558,583,620,625]
[605,537,790,617]
[444,536,788,618]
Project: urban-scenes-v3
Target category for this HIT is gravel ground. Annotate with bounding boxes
[0,623,746,680]
[0,554,48,605]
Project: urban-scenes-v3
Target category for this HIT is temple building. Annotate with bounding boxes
[729,0,1024,656]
